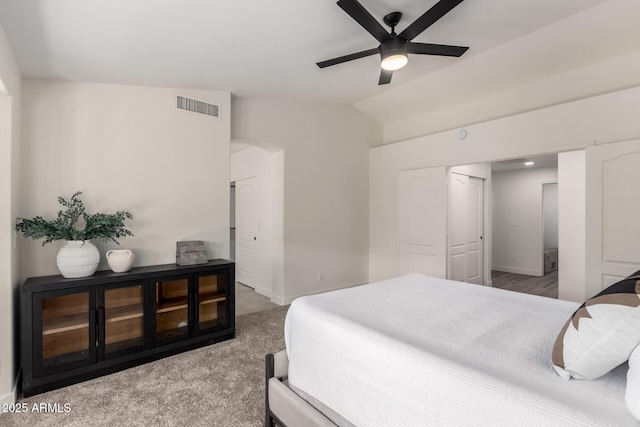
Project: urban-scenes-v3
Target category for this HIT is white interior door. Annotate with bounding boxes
[235,177,256,288]
[586,139,640,298]
[398,167,447,278]
[448,172,484,284]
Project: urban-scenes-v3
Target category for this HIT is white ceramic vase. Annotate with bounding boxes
[56,240,100,278]
[106,249,135,273]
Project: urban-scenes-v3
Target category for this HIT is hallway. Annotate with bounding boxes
[491,270,558,299]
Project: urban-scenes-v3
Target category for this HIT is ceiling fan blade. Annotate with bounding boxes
[379,69,393,85]
[317,47,379,68]
[337,0,390,43]
[407,42,468,57]
[399,0,465,42]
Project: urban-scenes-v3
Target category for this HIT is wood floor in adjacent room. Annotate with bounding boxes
[491,270,558,299]
[236,282,279,316]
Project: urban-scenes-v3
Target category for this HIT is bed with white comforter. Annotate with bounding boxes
[283,274,637,426]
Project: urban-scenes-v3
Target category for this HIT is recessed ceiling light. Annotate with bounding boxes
[524,161,534,166]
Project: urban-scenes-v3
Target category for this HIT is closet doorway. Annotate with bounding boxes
[490,154,559,298]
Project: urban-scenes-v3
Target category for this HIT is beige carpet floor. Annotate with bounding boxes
[1,305,289,427]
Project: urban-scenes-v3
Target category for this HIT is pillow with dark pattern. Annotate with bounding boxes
[552,270,640,380]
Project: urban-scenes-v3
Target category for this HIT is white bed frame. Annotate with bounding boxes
[265,351,336,427]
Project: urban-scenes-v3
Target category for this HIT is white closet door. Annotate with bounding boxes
[398,167,447,278]
[467,176,484,284]
[586,139,640,297]
[448,173,484,284]
[235,177,256,288]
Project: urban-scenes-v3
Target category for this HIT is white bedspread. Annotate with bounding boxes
[284,274,638,426]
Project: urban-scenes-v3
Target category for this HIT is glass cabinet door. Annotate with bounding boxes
[103,282,145,357]
[35,289,96,375]
[197,272,229,333]
[155,278,190,342]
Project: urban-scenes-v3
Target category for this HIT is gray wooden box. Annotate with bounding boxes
[176,240,205,253]
[176,251,208,266]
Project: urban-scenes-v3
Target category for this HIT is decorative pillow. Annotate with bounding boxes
[552,270,640,380]
[627,345,640,421]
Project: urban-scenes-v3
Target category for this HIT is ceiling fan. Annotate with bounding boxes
[317,0,469,85]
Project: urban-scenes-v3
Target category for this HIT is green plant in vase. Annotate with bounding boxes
[16,191,133,278]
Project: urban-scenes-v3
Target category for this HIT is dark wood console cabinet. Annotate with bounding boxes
[21,259,235,396]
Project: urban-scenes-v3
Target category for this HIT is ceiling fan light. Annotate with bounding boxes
[380,36,409,71]
[381,54,408,71]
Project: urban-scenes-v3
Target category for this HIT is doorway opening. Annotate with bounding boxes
[230,143,286,308]
[448,154,560,298]
[490,154,559,298]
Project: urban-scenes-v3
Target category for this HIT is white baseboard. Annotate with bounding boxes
[486,280,493,287]
[0,367,20,406]
[270,295,288,306]
[273,281,368,306]
[492,265,541,276]
[253,286,271,299]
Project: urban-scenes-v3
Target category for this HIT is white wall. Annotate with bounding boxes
[369,85,640,294]
[379,46,640,144]
[271,151,285,302]
[558,150,585,302]
[492,167,558,276]
[19,80,231,277]
[0,19,21,405]
[543,183,559,250]
[230,145,281,299]
[232,98,382,303]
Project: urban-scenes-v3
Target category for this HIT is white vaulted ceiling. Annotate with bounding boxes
[0,0,639,120]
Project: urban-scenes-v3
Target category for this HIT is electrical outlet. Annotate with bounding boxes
[510,255,516,263]
[318,272,324,281]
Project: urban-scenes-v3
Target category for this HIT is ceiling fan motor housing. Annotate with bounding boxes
[380,37,408,61]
